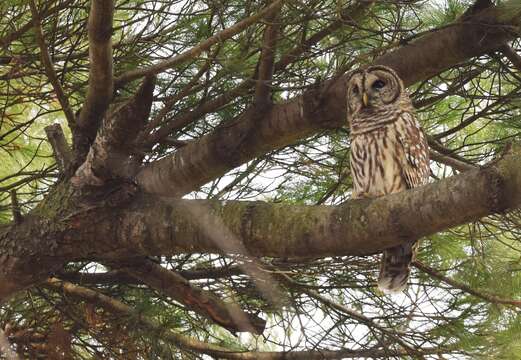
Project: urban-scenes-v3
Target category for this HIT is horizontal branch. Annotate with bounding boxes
[136,1,521,196]
[0,147,520,302]
[57,266,242,285]
[119,151,521,258]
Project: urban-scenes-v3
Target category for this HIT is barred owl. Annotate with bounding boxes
[346,65,430,293]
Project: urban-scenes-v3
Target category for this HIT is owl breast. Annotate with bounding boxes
[349,110,428,199]
[350,125,405,198]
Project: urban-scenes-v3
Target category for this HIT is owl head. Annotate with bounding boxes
[346,65,406,121]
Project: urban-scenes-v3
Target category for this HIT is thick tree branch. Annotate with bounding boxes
[125,152,521,258]
[72,76,155,186]
[1,149,521,302]
[119,258,266,334]
[143,0,375,147]
[136,2,521,196]
[113,0,284,87]
[73,0,114,165]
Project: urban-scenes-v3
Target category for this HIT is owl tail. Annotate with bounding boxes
[377,242,417,294]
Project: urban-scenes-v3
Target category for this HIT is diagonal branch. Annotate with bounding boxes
[29,0,76,129]
[114,0,284,88]
[43,277,239,357]
[413,261,521,308]
[136,1,521,196]
[119,258,266,334]
[500,44,521,72]
[429,150,477,172]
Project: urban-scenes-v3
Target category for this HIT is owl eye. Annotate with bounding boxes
[352,85,359,94]
[372,80,386,90]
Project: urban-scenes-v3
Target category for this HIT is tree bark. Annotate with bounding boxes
[1,148,520,302]
[136,2,521,196]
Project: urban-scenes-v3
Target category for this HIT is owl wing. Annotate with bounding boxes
[379,111,430,293]
[396,112,430,189]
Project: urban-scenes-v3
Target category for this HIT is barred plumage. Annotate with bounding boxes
[346,66,429,293]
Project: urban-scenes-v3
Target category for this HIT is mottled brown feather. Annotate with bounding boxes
[347,66,429,293]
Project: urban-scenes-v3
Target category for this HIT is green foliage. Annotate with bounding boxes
[1,0,521,358]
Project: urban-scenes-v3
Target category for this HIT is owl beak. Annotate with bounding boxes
[362,92,369,107]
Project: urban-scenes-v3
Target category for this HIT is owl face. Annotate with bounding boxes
[346,65,404,119]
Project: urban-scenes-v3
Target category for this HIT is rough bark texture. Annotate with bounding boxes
[2,2,521,339]
[136,3,521,196]
[72,76,155,186]
[1,149,520,302]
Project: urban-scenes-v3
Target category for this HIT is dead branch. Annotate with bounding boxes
[119,258,266,334]
[44,124,72,174]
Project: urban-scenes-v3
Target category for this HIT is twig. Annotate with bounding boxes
[429,150,477,172]
[280,274,421,358]
[413,261,521,308]
[114,0,284,87]
[10,190,22,224]
[144,0,374,147]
